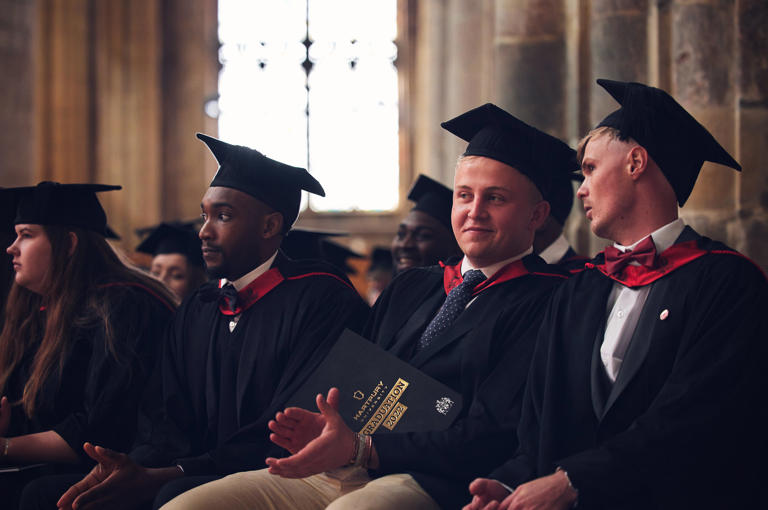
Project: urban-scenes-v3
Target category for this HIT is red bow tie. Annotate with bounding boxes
[604,236,658,275]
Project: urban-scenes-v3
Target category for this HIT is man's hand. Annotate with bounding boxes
[464,478,511,510]
[265,388,357,478]
[464,472,577,510]
[56,443,180,510]
[268,405,326,454]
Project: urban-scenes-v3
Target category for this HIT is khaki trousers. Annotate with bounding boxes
[160,467,441,510]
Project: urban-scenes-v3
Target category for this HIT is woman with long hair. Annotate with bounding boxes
[0,182,175,502]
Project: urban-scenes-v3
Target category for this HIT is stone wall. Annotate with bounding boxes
[409,0,768,271]
[0,0,217,249]
[1,0,766,271]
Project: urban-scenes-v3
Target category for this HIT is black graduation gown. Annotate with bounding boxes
[556,246,590,274]
[130,253,369,476]
[5,282,175,463]
[489,227,768,509]
[365,254,568,510]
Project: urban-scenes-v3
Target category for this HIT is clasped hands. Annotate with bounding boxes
[462,472,578,510]
[55,443,181,510]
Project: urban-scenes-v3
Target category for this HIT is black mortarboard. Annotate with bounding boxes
[368,247,394,273]
[595,79,741,206]
[136,221,204,267]
[320,239,364,276]
[1,189,17,229]
[407,175,453,230]
[441,103,578,200]
[281,228,346,260]
[549,171,583,226]
[196,133,324,231]
[2,181,121,235]
[105,225,121,240]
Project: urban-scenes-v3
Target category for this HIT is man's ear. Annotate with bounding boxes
[627,145,649,180]
[67,231,79,257]
[262,212,284,239]
[530,200,551,231]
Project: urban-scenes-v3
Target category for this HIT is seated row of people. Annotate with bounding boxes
[1,78,766,510]
[0,184,176,507]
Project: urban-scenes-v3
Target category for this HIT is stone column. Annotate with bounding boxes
[441,0,494,180]
[160,0,219,221]
[0,0,36,186]
[412,0,450,188]
[493,0,567,138]
[35,0,93,183]
[589,0,649,124]
[91,0,163,246]
[579,0,650,255]
[733,0,768,271]
[670,0,738,243]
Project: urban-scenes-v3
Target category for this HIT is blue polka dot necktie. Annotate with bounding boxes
[418,269,487,350]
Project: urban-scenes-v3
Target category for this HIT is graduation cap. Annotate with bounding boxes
[1,189,17,226]
[1,181,121,236]
[595,79,741,206]
[320,239,364,276]
[407,175,453,230]
[136,221,204,267]
[281,227,347,260]
[1,189,18,243]
[549,171,583,226]
[196,133,324,231]
[105,225,121,240]
[441,103,579,200]
[368,247,394,273]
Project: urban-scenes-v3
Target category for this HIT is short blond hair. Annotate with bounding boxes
[454,154,544,204]
[576,126,624,166]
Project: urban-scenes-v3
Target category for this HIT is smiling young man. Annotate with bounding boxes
[465,80,768,510]
[20,134,369,510]
[158,104,574,510]
[391,174,461,274]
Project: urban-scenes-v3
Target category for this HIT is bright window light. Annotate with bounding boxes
[218,0,399,212]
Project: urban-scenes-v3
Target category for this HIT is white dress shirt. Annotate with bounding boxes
[600,219,685,382]
[460,247,533,309]
[221,251,278,331]
[226,251,278,291]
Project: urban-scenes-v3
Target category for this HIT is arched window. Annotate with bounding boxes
[217,0,400,213]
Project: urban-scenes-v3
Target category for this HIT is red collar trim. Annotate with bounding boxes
[285,271,355,291]
[441,259,530,296]
[218,267,284,316]
[217,269,355,315]
[589,240,709,287]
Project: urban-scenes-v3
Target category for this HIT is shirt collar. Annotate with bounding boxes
[614,218,685,254]
[460,246,533,279]
[224,251,279,291]
[538,234,571,265]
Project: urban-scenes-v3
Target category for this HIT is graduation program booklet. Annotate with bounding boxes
[288,329,462,434]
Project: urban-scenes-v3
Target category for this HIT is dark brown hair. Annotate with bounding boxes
[0,226,175,417]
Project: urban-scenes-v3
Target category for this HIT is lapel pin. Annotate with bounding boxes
[659,309,669,321]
